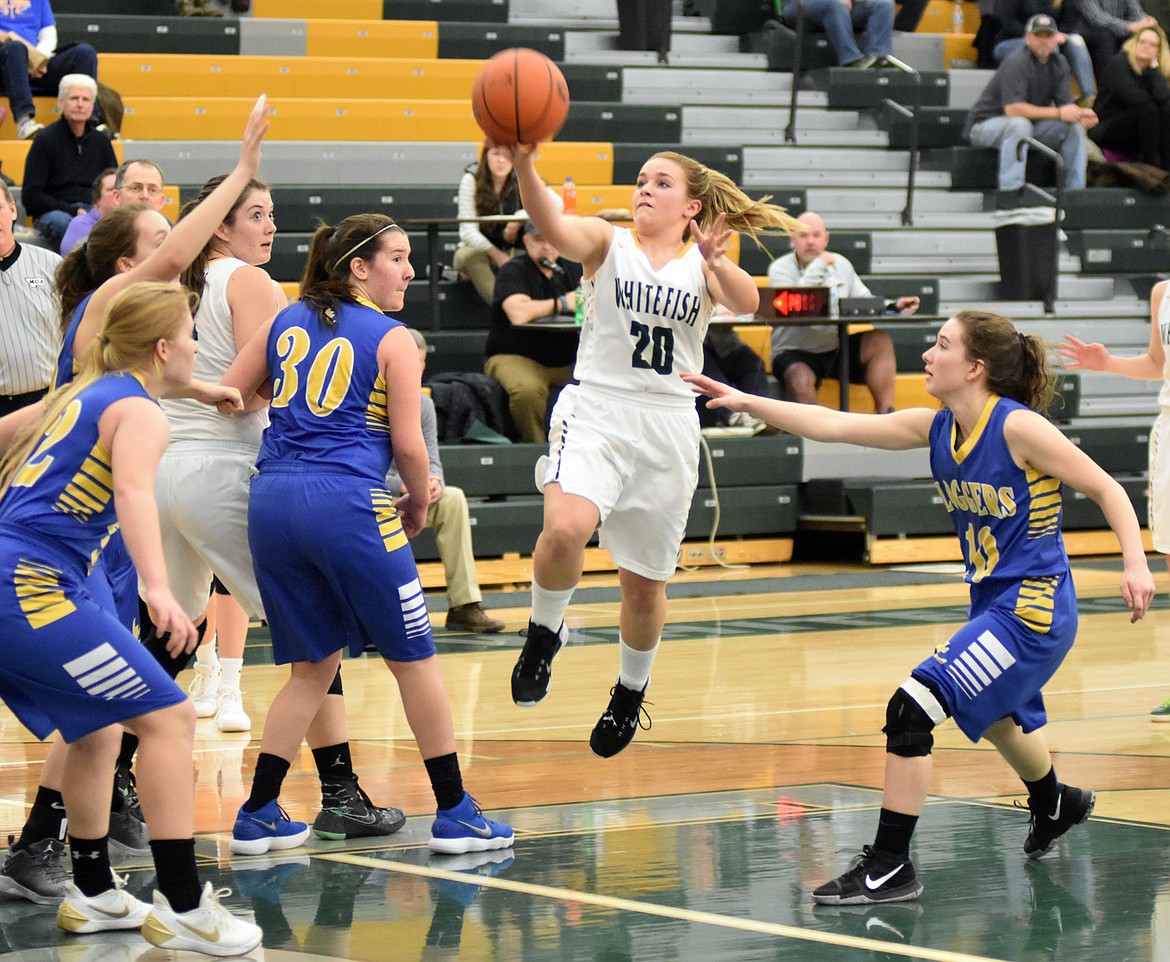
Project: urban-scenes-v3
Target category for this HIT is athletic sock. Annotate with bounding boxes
[617,637,657,691]
[530,583,573,638]
[312,742,355,791]
[873,808,919,858]
[195,638,219,669]
[1023,766,1060,812]
[68,836,112,896]
[244,753,290,813]
[150,838,201,913]
[116,732,138,772]
[219,657,243,692]
[424,753,464,811]
[14,786,67,850]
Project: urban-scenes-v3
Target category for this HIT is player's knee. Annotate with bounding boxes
[883,682,942,757]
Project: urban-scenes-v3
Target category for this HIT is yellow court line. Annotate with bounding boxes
[319,852,1013,962]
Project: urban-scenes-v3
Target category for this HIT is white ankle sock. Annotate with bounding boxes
[530,583,573,640]
[618,637,657,691]
[195,637,219,669]
[219,658,243,692]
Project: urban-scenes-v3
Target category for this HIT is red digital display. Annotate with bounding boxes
[772,287,831,318]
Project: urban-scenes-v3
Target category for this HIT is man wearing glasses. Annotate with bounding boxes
[114,159,167,214]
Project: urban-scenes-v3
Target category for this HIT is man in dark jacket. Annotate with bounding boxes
[21,73,117,250]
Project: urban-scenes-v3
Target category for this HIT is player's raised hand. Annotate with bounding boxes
[690,212,733,269]
[238,93,270,178]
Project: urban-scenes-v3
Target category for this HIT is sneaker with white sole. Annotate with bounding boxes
[56,877,152,934]
[187,664,220,719]
[0,836,68,904]
[429,792,514,855]
[230,799,309,856]
[141,882,262,957]
[107,806,151,860]
[16,116,43,140]
[214,688,251,733]
[812,845,924,905]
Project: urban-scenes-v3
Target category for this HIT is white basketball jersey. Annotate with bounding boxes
[1159,291,1170,409]
[163,257,267,447]
[574,226,712,405]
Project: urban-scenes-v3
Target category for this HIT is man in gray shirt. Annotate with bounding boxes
[965,14,1098,194]
[387,329,505,634]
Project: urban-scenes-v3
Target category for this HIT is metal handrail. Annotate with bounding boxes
[876,54,922,227]
[785,0,805,144]
[1016,136,1065,313]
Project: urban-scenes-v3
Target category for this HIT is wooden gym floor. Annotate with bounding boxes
[1,555,1169,961]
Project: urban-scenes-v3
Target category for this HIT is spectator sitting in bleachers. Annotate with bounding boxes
[700,312,775,431]
[58,166,116,254]
[1089,25,1170,172]
[389,329,505,635]
[775,0,896,68]
[0,0,103,141]
[21,74,117,251]
[1070,0,1157,80]
[114,158,168,215]
[964,15,1097,196]
[485,221,581,443]
[993,0,1097,104]
[767,211,919,414]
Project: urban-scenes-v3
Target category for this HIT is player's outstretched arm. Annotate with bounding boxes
[682,373,934,450]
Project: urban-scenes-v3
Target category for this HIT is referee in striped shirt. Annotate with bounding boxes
[0,183,61,416]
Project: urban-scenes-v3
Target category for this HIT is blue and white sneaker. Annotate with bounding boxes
[229,799,310,856]
[429,793,514,855]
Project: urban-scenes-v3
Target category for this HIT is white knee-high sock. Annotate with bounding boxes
[531,583,573,641]
[618,637,657,691]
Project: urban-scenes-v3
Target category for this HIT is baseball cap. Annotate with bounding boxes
[1026,13,1058,33]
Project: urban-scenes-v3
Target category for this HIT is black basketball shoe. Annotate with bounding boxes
[0,837,68,905]
[812,846,924,905]
[511,622,563,706]
[1022,784,1095,859]
[589,679,651,758]
[313,776,406,840]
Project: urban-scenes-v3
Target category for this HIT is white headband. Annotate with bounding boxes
[332,222,397,274]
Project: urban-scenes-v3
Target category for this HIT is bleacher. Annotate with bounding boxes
[15,0,1161,574]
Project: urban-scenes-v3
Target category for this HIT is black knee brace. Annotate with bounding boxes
[327,667,344,697]
[142,617,209,679]
[884,686,938,757]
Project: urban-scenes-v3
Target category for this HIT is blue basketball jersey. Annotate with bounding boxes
[0,374,153,573]
[257,299,399,483]
[53,292,93,392]
[930,395,1070,625]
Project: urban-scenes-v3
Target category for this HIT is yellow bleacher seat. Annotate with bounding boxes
[306,20,438,59]
[532,143,614,187]
[917,0,979,33]
[817,374,935,412]
[943,33,978,63]
[0,136,124,179]
[99,54,484,102]
[732,324,772,373]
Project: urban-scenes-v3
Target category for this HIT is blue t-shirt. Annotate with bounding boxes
[257,299,401,484]
[0,0,55,47]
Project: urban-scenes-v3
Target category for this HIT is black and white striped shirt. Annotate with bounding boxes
[0,242,62,395]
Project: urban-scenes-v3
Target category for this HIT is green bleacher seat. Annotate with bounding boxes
[743,230,871,276]
[437,443,543,498]
[398,282,491,331]
[57,14,241,54]
[1063,422,1148,473]
[879,105,967,149]
[613,145,745,186]
[563,104,682,145]
[381,0,508,21]
[945,146,1056,191]
[1062,474,1145,529]
[436,23,566,60]
[840,479,950,536]
[56,0,172,13]
[700,0,774,35]
[825,68,950,109]
[742,21,839,72]
[1064,189,1170,230]
[257,186,458,233]
[698,433,804,489]
[561,65,624,103]
[686,484,799,538]
[423,331,490,377]
[1069,230,1169,274]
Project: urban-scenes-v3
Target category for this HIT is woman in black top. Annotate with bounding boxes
[1090,25,1170,171]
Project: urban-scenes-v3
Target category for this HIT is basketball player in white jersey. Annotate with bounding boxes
[503,144,801,756]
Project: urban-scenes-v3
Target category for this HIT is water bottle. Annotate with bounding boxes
[828,286,839,320]
[574,285,584,325]
[951,0,964,33]
[562,176,577,216]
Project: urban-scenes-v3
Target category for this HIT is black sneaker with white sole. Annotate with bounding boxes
[812,845,924,905]
[0,837,68,904]
[1022,784,1095,859]
[511,622,562,706]
[312,776,406,840]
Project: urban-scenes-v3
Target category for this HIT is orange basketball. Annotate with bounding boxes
[471,48,570,145]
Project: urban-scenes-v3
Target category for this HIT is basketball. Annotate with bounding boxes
[471,48,570,145]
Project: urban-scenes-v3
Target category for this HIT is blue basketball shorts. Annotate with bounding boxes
[0,540,185,743]
[248,468,435,665]
[910,572,1078,742]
